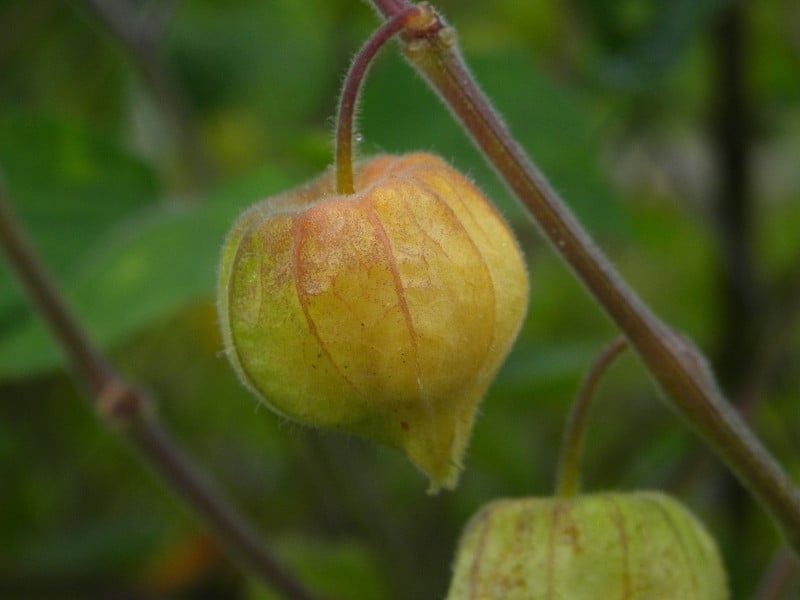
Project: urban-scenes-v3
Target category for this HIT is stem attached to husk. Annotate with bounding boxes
[335,6,423,194]
[556,337,628,499]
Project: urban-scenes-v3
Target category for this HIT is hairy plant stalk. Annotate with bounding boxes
[752,548,799,600]
[336,6,421,194]
[367,0,800,553]
[555,337,628,499]
[0,188,319,600]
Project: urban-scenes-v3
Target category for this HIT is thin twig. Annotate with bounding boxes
[0,185,113,398]
[336,6,421,194]
[555,337,628,498]
[0,184,319,600]
[368,0,409,19]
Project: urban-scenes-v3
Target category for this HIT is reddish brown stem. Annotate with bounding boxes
[556,337,628,498]
[336,6,420,194]
[367,1,800,554]
[0,188,113,398]
[368,0,413,20]
[0,187,320,600]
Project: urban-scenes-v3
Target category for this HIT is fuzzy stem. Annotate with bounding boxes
[368,0,412,20]
[0,186,320,600]
[336,6,420,194]
[556,337,628,499]
[371,2,800,553]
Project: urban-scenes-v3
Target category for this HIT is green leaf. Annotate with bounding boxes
[0,165,290,380]
[0,115,159,323]
[582,0,729,88]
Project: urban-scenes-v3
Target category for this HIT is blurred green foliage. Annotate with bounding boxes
[1,0,799,598]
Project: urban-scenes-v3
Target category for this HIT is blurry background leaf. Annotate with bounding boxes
[0,115,159,326]
[0,157,290,379]
[578,0,729,89]
[361,51,629,235]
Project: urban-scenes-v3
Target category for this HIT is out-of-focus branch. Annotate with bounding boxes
[0,183,319,600]
[711,0,765,397]
[752,548,799,600]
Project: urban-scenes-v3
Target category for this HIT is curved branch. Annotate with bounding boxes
[555,337,628,498]
[0,184,319,600]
